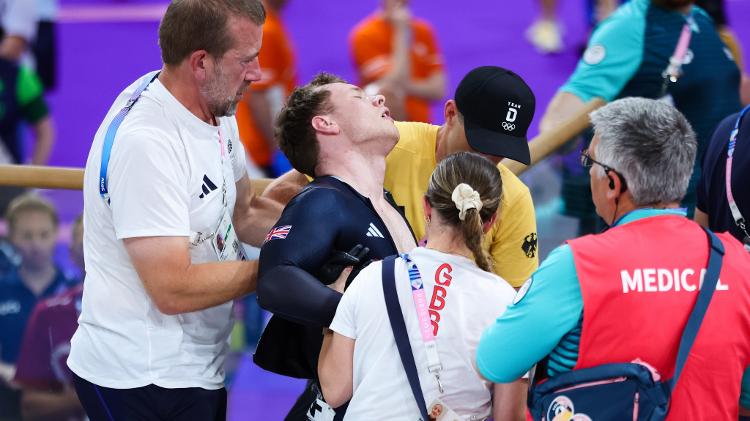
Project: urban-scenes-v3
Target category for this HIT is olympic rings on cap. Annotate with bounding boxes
[502,122,515,131]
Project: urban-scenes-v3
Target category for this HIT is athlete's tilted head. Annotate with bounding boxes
[277,72,398,177]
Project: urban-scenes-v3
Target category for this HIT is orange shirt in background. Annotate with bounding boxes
[349,14,444,123]
[235,6,297,168]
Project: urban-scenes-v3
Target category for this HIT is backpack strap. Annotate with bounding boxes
[667,227,725,392]
[382,255,430,420]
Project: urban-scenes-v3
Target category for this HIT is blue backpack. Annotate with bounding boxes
[528,228,724,421]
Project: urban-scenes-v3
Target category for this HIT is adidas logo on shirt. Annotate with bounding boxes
[198,175,218,199]
[365,222,384,238]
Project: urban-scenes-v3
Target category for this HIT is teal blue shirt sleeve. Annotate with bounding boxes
[560,0,648,102]
[741,366,750,409]
[476,244,583,383]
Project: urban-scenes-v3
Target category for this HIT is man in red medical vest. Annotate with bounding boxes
[477,97,750,420]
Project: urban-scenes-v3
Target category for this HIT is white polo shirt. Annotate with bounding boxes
[330,247,517,420]
[68,72,247,389]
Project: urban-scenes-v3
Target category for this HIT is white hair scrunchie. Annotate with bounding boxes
[451,183,483,221]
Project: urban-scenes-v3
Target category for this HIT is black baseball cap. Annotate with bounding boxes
[455,66,536,165]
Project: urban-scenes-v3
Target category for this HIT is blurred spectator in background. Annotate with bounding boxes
[30,0,58,91]
[0,0,38,62]
[235,0,296,178]
[67,214,83,277]
[13,214,84,421]
[0,57,54,214]
[526,0,620,54]
[541,0,741,233]
[350,0,446,122]
[235,0,297,350]
[694,0,750,105]
[0,194,75,420]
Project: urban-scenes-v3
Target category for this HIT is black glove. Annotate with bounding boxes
[319,244,370,285]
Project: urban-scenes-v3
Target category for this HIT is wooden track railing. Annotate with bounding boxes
[0,99,604,190]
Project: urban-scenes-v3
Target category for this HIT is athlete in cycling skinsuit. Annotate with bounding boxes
[255,175,416,420]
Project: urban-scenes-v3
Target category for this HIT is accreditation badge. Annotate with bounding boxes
[427,398,461,421]
[211,209,246,262]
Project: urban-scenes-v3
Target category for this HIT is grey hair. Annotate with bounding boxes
[589,97,697,206]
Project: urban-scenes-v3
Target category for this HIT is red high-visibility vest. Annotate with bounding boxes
[568,215,750,420]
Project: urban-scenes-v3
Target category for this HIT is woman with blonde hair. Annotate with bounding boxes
[318,152,526,420]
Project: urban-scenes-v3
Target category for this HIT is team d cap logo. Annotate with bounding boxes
[454,66,536,165]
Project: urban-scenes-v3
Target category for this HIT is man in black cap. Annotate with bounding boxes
[261,65,538,288]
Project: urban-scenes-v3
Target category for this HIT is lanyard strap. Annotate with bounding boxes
[99,71,160,203]
[402,253,444,393]
[217,128,228,208]
[662,15,695,85]
[726,105,750,243]
[382,256,430,420]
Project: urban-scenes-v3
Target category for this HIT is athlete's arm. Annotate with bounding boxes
[257,187,351,327]
[257,265,343,326]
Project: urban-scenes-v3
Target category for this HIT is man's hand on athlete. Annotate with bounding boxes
[320,244,370,288]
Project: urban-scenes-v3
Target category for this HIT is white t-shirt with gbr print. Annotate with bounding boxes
[331,247,517,420]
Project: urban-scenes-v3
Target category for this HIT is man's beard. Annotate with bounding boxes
[202,65,245,118]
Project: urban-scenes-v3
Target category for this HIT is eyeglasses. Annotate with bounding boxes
[580,149,628,190]
[580,149,614,172]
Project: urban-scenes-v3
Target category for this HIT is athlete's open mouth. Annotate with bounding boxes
[381,108,392,120]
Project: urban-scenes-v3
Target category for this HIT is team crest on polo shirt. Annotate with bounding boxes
[683,49,694,65]
[583,45,606,65]
[522,232,538,258]
[513,278,533,305]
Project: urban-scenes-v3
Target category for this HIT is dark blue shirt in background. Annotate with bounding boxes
[0,268,76,363]
[698,111,750,243]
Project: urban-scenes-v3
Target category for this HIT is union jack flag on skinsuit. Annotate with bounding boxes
[264,225,292,243]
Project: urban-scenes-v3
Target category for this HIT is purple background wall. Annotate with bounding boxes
[41,0,750,418]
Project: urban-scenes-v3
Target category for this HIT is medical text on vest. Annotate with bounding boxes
[621,268,729,293]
